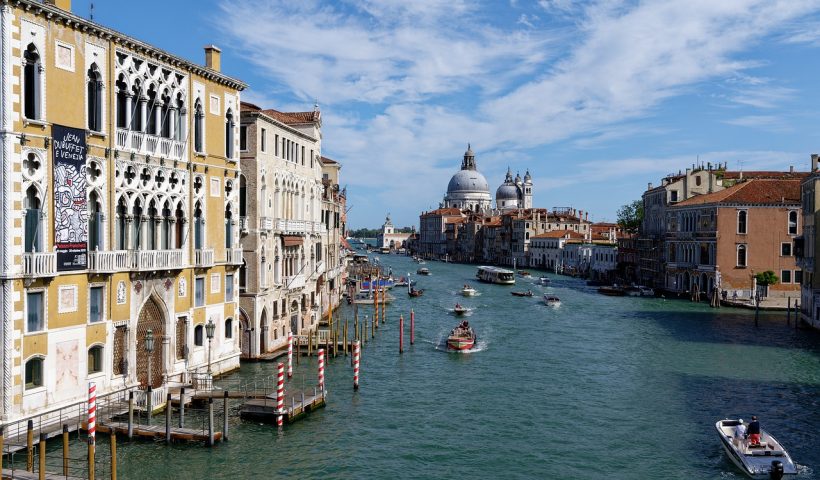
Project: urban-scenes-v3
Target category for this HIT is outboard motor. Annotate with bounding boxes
[770,460,784,480]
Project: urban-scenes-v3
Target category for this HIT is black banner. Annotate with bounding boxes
[52,124,88,271]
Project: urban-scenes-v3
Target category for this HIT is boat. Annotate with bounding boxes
[539,277,550,286]
[598,286,626,296]
[453,303,469,315]
[475,266,515,285]
[394,276,409,287]
[517,270,531,277]
[351,291,396,305]
[461,285,477,297]
[447,320,476,351]
[715,419,797,478]
[511,291,534,297]
[408,287,424,297]
[544,295,561,307]
[637,286,655,297]
[417,267,431,275]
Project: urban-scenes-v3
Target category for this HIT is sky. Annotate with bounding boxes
[93,0,820,229]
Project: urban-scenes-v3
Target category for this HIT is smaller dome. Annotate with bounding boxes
[465,143,474,157]
[496,184,519,201]
[524,170,532,182]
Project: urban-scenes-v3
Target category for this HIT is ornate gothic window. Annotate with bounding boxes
[194,99,204,153]
[225,109,235,159]
[23,44,42,120]
[87,63,104,132]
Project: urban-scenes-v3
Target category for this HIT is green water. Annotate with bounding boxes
[117,256,820,479]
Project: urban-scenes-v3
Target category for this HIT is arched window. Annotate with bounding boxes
[225,204,233,248]
[225,318,233,339]
[239,175,247,219]
[194,325,204,346]
[194,201,204,249]
[89,191,102,251]
[175,203,185,249]
[116,74,129,129]
[25,186,41,253]
[737,244,747,267]
[161,90,171,138]
[737,210,747,234]
[161,201,172,250]
[788,210,798,235]
[116,197,127,250]
[87,63,103,132]
[132,199,143,250]
[146,85,158,135]
[88,345,103,374]
[23,44,41,120]
[25,357,44,389]
[194,99,204,153]
[225,109,235,159]
[147,200,158,250]
[175,93,186,142]
[132,81,144,132]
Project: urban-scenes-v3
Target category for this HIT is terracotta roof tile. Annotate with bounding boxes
[421,208,462,217]
[532,230,585,239]
[674,179,801,206]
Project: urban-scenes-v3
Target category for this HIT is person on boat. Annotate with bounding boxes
[527,290,532,295]
[733,419,747,449]
[455,303,462,309]
[747,416,761,446]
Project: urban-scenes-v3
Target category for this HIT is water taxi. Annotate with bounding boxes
[417,267,431,275]
[511,290,534,297]
[715,419,796,478]
[453,303,469,315]
[544,295,561,307]
[461,285,477,297]
[447,320,476,351]
[476,266,515,285]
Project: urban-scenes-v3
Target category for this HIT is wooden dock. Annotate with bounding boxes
[94,422,222,443]
[2,468,69,479]
[240,389,326,424]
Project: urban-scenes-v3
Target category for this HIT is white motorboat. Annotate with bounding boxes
[544,295,561,307]
[715,419,797,478]
[461,285,477,297]
[539,276,550,286]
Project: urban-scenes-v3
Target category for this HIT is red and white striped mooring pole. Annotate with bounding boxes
[287,332,293,379]
[276,362,285,427]
[353,341,360,391]
[318,348,325,391]
[88,382,96,444]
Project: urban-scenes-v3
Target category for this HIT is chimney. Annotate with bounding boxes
[45,0,71,11]
[204,45,222,72]
[648,182,653,190]
[812,154,819,172]
[790,165,794,173]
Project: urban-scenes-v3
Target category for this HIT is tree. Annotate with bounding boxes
[755,270,779,287]
[617,200,644,234]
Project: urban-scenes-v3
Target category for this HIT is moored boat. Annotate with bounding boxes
[351,291,396,305]
[417,267,431,275]
[461,285,477,297]
[715,419,797,478]
[447,320,476,351]
[598,286,626,296]
[544,295,561,307]
[511,290,534,297]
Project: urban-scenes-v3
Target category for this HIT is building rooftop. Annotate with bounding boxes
[421,208,463,217]
[532,230,585,239]
[674,178,801,206]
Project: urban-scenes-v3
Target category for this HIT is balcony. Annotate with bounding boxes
[274,219,326,235]
[194,248,214,268]
[282,274,306,290]
[225,248,243,265]
[22,252,56,277]
[115,128,185,161]
[260,217,274,232]
[130,249,186,271]
[88,250,129,273]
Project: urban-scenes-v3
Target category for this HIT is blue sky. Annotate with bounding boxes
[94,0,820,229]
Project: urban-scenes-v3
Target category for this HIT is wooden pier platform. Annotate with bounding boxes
[2,468,68,479]
[191,390,269,400]
[240,389,326,424]
[93,422,222,443]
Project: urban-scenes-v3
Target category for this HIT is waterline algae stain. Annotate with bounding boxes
[117,255,820,479]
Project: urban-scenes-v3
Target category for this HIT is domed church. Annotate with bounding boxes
[443,144,493,214]
[496,167,533,211]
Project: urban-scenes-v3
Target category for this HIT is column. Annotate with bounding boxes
[124,94,133,130]
[168,107,177,140]
[139,97,148,132]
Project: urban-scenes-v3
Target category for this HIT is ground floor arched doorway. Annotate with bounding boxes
[239,309,251,359]
[259,309,268,354]
[136,297,166,388]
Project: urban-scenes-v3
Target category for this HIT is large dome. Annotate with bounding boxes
[496,183,519,201]
[447,169,490,194]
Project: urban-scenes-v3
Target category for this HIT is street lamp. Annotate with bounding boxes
[144,329,154,387]
[205,319,216,374]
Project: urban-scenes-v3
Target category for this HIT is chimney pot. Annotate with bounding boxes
[204,45,222,72]
[810,154,818,172]
[648,182,653,190]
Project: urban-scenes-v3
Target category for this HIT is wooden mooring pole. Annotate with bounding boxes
[207,397,215,447]
[410,309,415,345]
[62,424,69,476]
[787,297,792,323]
[165,393,172,443]
[223,391,229,442]
[38,433,45,480]
[26,419,33,472]
[381,287,386,323]
[127,392,134,439]
[0,426,4,472]
[179,387,185,428]
[88,437,96,480]
[344,319,349,357]
[110,432,117,480]
[353,340,360,391]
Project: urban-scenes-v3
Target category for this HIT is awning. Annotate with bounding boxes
[283,235,303,247]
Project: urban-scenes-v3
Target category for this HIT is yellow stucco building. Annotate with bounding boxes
[0,0,246,421]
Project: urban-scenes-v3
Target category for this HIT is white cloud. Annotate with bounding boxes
[724,115,789,131]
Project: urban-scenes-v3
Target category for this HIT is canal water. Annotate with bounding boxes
[118,255,820,479]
